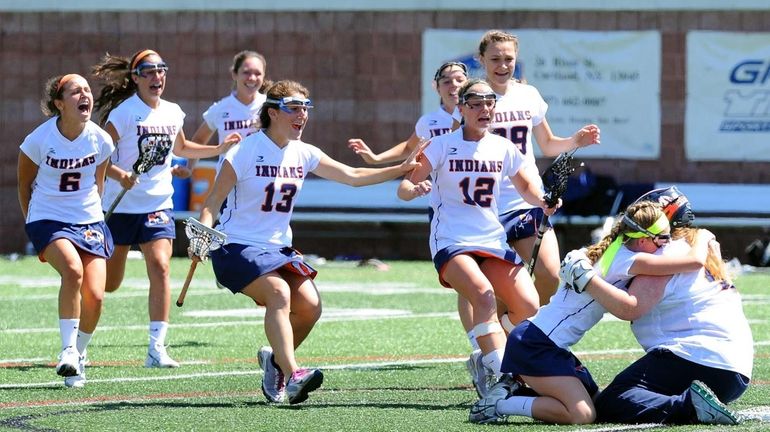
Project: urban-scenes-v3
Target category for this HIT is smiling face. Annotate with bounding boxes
[479,41,517,91]
[268,93,312,143]
[132,53,167,101]
[232,55,265,97]
[54,75,93,123]
[435,65,467,110]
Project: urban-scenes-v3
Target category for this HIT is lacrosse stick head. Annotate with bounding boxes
[184,218,226,262]
[541,149,578,207]
[132,133,173,175]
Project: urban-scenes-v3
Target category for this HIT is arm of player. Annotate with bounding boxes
[314,140,425,187]
[172,129,241,159]
[95,158,110,197]
[533,120,601,157]
[509,165,561,216]
[16,151,38,221]
[628,229,713,276]
[198,160,236,228]
[347,133,422,165]
[185,122,216,172]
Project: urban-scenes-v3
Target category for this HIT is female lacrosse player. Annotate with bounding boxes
[587,188,752,426]
[188,50,269,172]
[398,78,555,393]
[470,199,712,425]
[478,30,601,308]
[91,49,241,368]
[18,73,114,388]
[347,61,487,393]
[196,80,421,404]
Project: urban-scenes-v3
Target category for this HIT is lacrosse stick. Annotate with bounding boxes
[104,133,173,220]
[528,148,580,276]
[175,218,226,307]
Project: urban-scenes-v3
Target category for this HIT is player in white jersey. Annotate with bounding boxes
[348,62,487,392]
[188,50,268,172]
[92,49,241,368]
[18,74,114,388]
[584,188,753,426]
[470,200,712,425]
[196,80,421,404]
[399,79,558,394]
[477,30,601,308]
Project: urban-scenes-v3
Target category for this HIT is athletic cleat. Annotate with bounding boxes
[465,350,482,397]
[257,346,285,403]
[64,355,86,388]
[469,374,519,424]
[145,344,180,368]
[56,346,79,377]
[286,368,324,405]
[689,380,742,425]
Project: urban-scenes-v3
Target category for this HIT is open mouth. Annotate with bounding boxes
[291,122,304,131]
[150,83,163,91]
[77,101,91,113]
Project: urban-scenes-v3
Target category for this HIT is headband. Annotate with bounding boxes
[131,49,159,71]
[56,74,80,93]
[623,214,669,239]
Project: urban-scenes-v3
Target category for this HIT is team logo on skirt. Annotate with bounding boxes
[83,229,105,245]
[147,211,170,226]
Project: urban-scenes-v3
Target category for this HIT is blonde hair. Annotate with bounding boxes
[585,201,664,264]
[673,227,732,284]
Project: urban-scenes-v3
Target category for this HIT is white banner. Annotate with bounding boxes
[686,31,770,161]
[422,29,661,159]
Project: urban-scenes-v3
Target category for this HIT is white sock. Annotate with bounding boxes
[149,321,169,349]
[467,330,480,351]
[76,330,93,355]
[481,349,505,379]
[59,319,79,350]
[496,396,535,417]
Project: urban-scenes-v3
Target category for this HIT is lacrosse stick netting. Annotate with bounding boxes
[104,133,173,220]
[176,218,226,307]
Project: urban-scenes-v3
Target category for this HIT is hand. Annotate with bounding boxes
[171,164,192,179]
[575,124,601,148]
[559,249,596,293]
[347,138,378,164]
[408,180,432,198]
[542,197,562,217]
[119,172,138,189]
[220,132,242,152]
[401,139,430,173]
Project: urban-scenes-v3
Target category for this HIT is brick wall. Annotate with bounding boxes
[3,10,770,254]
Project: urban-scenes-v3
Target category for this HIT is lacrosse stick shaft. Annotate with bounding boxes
[104,186,130,221]
[176,259,199,307]
[528,213,550,276]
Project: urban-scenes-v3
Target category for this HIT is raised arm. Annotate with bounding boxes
[172,129,241,160]
[348,132,423,165]
[185,122,216,171]
[628,229,713,276]
[533,119,600,157]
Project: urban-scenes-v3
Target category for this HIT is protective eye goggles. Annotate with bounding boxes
[434,61,468,82]
[461,92,497,109]
[133,62,169,78]
[622,214,671,243]
[266,96,314,113]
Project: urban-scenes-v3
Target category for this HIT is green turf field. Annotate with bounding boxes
[0,257,767,431]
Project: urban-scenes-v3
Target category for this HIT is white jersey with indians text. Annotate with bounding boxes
[414,107,455,140]
[216,130,324,249]
[202,92,266,168]
[491,82,548,214]
[422,128,528,258]
[102,94,185,214]
[21,118,114,224]
[530,245,641,349]
[632,239,754,378]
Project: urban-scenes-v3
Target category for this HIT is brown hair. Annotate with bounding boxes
[40,74,77,117]
[92,49,160,125]
[585,201,664,264]
[258,80,310,130]
[231,50,271,92]
[478,30,519,57]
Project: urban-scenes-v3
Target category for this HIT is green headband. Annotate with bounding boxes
[623,214,669,239]
[597,213,669,276]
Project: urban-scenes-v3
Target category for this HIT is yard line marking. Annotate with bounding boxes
[573,425,662,432]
